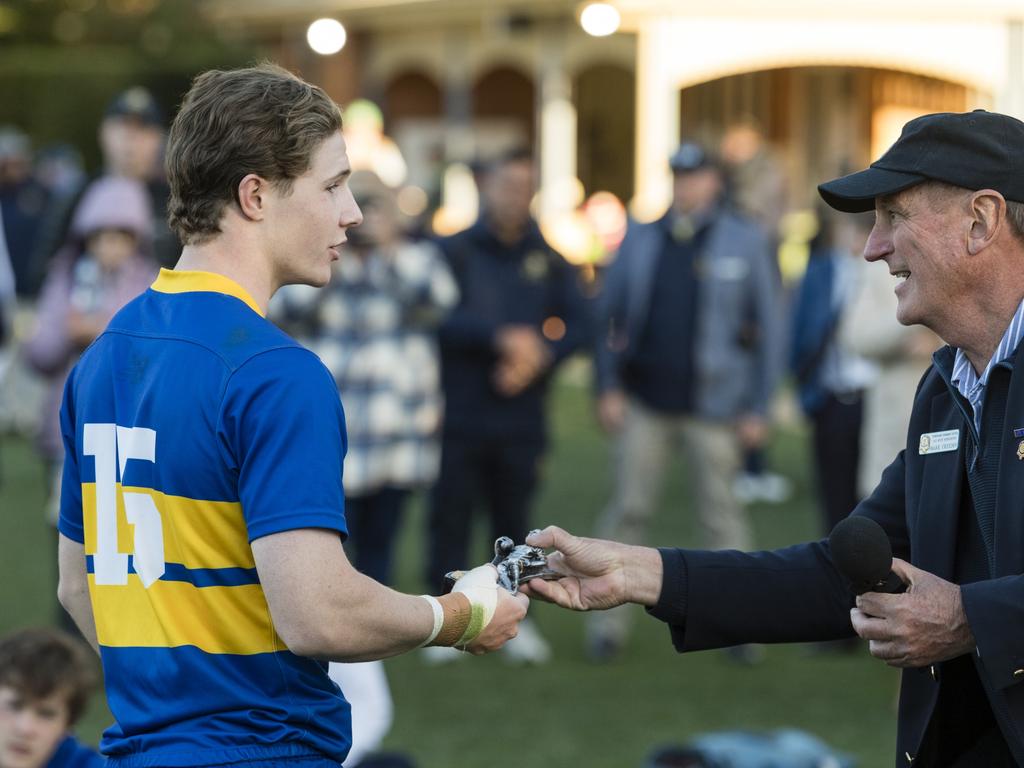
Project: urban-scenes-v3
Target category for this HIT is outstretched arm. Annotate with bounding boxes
[253,528,529,661]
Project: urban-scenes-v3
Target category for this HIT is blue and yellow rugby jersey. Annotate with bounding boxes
[57,269,351,767]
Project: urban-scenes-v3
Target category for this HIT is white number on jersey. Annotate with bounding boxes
[83,423,165,588]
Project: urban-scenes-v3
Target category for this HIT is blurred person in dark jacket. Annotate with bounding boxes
[790,207,877,537]
[590,142,782,662]
[425,148,589,663]
[0,128,50,298]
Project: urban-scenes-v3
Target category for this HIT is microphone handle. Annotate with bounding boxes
[859,571,906,595]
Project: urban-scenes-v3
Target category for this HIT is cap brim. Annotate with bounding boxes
[818,166,926,213]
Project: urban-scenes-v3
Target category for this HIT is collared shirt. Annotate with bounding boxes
[952,297,1024,436]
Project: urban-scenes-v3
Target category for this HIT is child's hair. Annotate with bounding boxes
[0,628,97,725]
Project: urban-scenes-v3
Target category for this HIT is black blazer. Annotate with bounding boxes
[651,342,1024,766]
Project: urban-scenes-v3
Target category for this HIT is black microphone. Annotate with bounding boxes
[828,516,906,595]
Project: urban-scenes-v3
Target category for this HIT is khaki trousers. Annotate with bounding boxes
[588,396,753,645]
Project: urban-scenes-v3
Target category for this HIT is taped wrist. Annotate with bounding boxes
[425,592,478,647]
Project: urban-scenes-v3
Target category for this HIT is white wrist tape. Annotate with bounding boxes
[418,595,445,647]
[451,564,499,646]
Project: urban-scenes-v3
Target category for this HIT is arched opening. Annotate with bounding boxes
[383,70,442,124]
[471,65,535,153]
[678,66,981,209]
[576,63,635,203]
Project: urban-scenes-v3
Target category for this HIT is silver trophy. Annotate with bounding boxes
[444,529,561,594]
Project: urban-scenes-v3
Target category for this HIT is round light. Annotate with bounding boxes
[306,18,347,55]
[579,3,620,37]
[397,185,428,217]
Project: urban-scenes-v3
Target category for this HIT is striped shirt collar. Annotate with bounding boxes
[951,297,1024,433]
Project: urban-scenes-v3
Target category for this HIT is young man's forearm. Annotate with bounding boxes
[57,534,100,654]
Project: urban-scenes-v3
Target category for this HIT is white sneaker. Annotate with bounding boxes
[755,472,792,503]
[732,473,759,504]
[420,645,463,665]
[501,618,552,665]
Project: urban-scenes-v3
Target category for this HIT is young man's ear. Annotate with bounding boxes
[237,174,268,221]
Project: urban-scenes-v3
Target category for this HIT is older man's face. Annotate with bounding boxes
[863,184,965,329]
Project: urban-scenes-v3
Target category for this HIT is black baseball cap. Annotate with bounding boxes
[105,87,164,127]
[818,109,1024,213]
[669,142,717,174]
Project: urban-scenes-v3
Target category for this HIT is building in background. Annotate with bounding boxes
[206,0,1024,238]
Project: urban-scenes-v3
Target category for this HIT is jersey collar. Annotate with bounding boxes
[151,268,265,317]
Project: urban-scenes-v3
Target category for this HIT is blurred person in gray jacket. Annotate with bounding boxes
[590,142,782,661]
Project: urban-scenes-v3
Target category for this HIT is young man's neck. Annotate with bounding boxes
[175,237,276,315]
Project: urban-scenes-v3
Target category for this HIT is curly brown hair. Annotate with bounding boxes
[166,62,343,245]
[0,628,97,726]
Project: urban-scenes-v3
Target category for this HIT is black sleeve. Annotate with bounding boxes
[648,451,910,652]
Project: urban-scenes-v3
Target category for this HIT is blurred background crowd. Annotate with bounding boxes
[2,1,1024,767]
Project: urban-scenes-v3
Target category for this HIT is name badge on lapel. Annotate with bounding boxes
[919,429,960,455]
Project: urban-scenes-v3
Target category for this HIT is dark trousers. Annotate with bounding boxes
[427,434,542,594]
[344,487,409,586]
[810,391,863,536]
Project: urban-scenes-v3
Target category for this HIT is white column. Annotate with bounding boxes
[537,29,578,218]
[997,19,1024,120]
[442,31,474,162]
[633,20,678,222]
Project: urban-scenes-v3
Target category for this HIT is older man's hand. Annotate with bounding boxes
[850,558,975,668]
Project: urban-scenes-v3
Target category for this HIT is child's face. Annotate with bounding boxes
[86,229,137,271]
[0,685,70,768]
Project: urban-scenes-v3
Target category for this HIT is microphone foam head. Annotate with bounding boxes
[828,516,893,591]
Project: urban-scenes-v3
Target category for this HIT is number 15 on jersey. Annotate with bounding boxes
[83,423,165,588]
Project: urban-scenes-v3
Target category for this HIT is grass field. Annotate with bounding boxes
[0,371,899,767]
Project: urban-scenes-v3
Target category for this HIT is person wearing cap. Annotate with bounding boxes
[30,87,180,287]
[523,110,1024,766]
[588,141,781,662]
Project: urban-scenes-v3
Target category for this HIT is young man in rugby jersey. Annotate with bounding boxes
[55,63,528,768]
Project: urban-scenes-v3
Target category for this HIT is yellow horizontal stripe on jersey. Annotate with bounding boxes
[81,483,254,570]
[89,574,283,655]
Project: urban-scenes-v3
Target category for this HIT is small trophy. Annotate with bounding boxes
[444,529,561,594]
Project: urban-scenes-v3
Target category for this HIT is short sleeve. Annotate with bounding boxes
[219,347,348,542]
[57,366,85,543]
